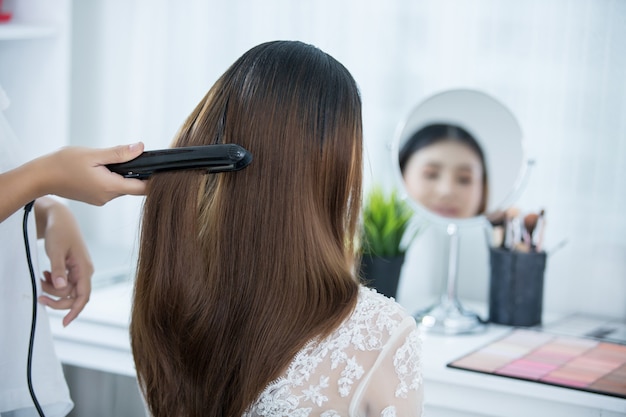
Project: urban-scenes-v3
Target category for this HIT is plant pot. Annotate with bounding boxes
[360,253,405,299]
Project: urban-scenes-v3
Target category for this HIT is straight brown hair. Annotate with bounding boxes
[130,41,363,417]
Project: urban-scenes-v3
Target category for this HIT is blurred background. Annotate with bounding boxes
[2,0,625,320]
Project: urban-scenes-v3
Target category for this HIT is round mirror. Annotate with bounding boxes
[392,89,529,334]
[393,89,526,226]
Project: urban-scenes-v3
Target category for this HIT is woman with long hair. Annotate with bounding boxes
[130,40,422,417]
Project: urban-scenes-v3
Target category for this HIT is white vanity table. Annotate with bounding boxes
[47,280,626,417]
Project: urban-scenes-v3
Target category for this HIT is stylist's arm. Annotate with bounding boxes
[0,142,147,223]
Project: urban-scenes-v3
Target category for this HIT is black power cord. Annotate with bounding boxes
[22,200,45,417]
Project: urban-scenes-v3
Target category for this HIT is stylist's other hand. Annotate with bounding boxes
[36,142,147,205]
[35,197,93,327]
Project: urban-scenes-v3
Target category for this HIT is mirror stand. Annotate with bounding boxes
[414,223,486,335]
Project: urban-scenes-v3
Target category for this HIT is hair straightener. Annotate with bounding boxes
[106,144,253,179]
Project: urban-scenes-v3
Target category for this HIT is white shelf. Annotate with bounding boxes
[0,22,56,40]
[0,0,70,156]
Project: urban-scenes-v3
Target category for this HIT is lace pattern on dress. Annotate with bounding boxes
[381,406,398,417]
[243,287,421,417]
[393,328,422,398]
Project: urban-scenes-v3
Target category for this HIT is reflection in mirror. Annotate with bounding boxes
[400,124,488,219]
[393,89,530,335]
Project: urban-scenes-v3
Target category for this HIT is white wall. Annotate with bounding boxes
[68,0,626,319]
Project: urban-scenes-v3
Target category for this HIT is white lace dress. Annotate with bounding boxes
[244,286,423,417]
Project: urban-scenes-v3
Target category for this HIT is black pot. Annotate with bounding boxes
[360,254,405,299]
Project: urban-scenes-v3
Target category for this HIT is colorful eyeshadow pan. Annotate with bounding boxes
[448,329,626,399]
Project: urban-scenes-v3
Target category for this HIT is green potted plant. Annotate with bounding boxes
[360,185,418,299]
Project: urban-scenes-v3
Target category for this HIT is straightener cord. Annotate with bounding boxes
[23,200,45,417]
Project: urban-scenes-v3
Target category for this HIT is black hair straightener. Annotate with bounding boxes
[106,144,253,179]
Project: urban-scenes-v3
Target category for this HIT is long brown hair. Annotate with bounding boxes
[130,41,363,417]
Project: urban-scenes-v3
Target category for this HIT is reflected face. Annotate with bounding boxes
[402,140,484,218]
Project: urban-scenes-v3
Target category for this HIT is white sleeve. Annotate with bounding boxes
[352,316,423,417]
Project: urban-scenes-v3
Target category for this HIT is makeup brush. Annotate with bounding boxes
[486,210,506,248]
[523,212,540,251]
[487,210,506,226]
[533,209,546,251]
[504,207,520,250]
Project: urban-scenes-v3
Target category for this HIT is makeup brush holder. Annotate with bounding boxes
[488,248,547,327]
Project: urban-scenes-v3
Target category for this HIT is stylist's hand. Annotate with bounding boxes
[37,142,147,205]
[35,197,93,327]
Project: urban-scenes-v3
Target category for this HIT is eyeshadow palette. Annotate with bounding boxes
[448,328,626,398]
